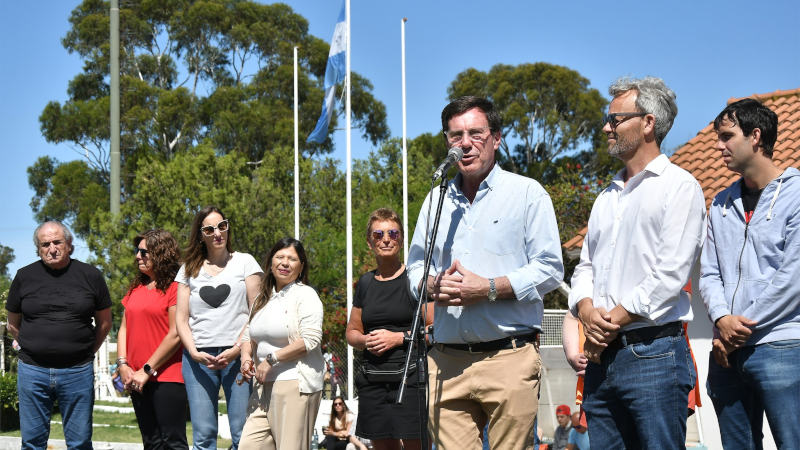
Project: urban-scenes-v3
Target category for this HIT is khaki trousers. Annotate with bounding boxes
[239,379,322,450]
[427,342,541,450]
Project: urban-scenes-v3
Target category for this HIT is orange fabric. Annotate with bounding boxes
[684,323,702,411]
[576,322,585,405]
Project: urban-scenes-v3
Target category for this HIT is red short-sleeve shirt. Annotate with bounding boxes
[122,282,183,383]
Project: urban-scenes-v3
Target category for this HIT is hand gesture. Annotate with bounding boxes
[211,346,240,369]
[712,338,736,368]
[129,369,150,393]
[365,329,403,356]
[191,350,217,366]
[238,359,255,385]
[444,260,490,306]
[428,270,463,304]
[578,305,620,346]
[716,315,757,348]
[583,340,605,364]
[567,350,589,374]
[118,364,135,386]
[255,360,272,384]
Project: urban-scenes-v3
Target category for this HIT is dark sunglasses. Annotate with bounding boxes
[603,112,647,128]
[334,402,344,406]
[201,220,230,236]
[134,248,149,256]
[372,229,400,241]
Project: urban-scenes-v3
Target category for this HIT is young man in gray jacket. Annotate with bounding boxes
[700,98,800,449]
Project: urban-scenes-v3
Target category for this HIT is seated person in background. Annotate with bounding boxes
[553,404,571,450]
[566,412,589,450]
[321,396,367,450]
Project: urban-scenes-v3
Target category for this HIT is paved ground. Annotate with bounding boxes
[0,437,143,449]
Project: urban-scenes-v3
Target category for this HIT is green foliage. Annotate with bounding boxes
[0,245,14,278]
[0,372,17,412]
[31,0,391,330]
[27,157,108,237]
[543,161,604,309]
[35,0,389,235]
[0,277,10,326]
[29,1,620,326]
[321,287,347,347]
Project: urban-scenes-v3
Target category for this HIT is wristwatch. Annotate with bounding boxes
[266,352,280,366]
[488,278,498,302]
[143,363,158,377]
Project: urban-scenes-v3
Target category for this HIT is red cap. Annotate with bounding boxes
[556,405,570,416]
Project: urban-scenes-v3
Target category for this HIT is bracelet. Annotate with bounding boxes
[116,358,128,366]
[234,341,242,349]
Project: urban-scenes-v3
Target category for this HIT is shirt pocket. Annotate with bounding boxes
[481,216,523,256]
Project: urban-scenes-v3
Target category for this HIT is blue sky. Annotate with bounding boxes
[2,1,799,276]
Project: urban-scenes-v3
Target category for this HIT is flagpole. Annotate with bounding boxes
[293,46,300,239]
[401,17,409,263]
[345,0,354,401]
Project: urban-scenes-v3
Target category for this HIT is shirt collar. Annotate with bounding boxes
[611,153,670,188]
[451,163,501,197]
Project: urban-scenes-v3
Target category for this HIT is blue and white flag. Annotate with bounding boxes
[307,2,347,143]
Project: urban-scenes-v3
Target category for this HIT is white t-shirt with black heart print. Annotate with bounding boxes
[176,252,263,348]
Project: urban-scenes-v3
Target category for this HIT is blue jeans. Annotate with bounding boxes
[583,335,694,449]
[183,348,251,450]
[17,360,94,450]
[707,339,800,450]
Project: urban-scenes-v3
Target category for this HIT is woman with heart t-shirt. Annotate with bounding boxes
[175,206,263,449]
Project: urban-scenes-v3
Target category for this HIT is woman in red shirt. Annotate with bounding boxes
[117,229,188,449]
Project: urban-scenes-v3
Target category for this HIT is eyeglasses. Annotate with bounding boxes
[372,229,400,241]
[333,402,344,406]
[201,220,230,236]
[443,127,491,145]
[603,112,648,129]
[134,248,149,256]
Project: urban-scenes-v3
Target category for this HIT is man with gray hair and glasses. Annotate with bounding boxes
[568,77,706,448]
[6,221,112,449]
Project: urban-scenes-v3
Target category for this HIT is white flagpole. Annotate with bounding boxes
[401,18,409,263]
[345,0,354,401]
[294,46,300,239]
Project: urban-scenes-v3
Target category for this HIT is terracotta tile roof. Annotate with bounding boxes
[564,87,800,253]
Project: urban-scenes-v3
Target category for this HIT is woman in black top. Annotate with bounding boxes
[345,208,433,450]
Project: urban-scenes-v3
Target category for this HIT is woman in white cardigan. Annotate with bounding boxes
[238,237,325,449]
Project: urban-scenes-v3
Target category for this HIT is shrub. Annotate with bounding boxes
[0,371,17,412]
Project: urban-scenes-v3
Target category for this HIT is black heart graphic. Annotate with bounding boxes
[199,284,231,308]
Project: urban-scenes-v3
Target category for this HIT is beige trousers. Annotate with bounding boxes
[427,342,541,450]
[239,379,322,450]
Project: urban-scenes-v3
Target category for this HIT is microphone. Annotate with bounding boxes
[432,146,463,181]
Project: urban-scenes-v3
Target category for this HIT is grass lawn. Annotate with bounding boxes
[0,410,232,447]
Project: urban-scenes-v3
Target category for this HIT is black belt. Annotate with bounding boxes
[609,321,683,350]
[440,332,539,353]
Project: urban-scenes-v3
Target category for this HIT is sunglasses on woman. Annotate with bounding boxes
[372,229,400,241]
[134,248,149,256]
[201,220,230,236]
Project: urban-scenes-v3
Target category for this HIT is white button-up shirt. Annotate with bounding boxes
[568,154,706,330]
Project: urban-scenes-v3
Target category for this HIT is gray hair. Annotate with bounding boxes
[33,220,75,255]
[609,76,677,147]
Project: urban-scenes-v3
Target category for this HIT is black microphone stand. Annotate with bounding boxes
[396,175,449,449]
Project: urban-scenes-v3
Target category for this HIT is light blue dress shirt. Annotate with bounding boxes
[407,164,563,344]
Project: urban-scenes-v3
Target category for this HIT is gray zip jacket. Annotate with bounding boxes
[700,167,800,345]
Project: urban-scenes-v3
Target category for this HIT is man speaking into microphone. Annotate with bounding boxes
[408,96,563,449]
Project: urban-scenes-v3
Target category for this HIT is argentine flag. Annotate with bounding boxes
[307,2,347,143]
